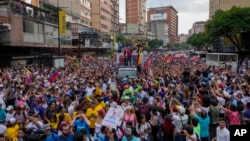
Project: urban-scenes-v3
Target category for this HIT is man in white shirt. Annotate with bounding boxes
[6,105,15,120]
[25,114,44,132]
[212,118,230,141]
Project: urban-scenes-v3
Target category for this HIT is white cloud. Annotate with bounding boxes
[119,0,209,34]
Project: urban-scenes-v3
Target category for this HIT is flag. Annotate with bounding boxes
[144,55,155,68]
[164,54,174,62]
[48,69,59,83]
[137,47,143,65]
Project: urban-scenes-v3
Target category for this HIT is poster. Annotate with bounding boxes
[102,108,124,129]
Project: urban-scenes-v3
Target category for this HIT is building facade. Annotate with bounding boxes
[91,0,112,33]
[147,6,178,44]
[111,0,119,32]
[188,21,206,36]
[209,0,250,18]
[146,21,169,45]
[179,34,188,43]
[0,0,109,67]
[126,0,147,38]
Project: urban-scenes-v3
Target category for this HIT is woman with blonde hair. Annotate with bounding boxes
[123,106,137,126]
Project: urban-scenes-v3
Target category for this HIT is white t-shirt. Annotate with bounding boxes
[86,87,95,96]
[187,134,198,141]
[172,114,188,133]
[26,121,44,131]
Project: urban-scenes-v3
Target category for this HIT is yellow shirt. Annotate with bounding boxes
[95,104,103,112]
[49,121,58,130]
[56,113,71,123]
[6,125,19,140]
[100,101,106,109]
[86,108,98,128]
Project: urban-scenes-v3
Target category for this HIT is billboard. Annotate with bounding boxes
[127,24,139,34]
[150,13,167,21]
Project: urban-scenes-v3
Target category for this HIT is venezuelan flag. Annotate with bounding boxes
[137,47,143,65]
[48,69,59,83]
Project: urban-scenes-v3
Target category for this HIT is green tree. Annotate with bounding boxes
[116,34,128,43]
[206,6,250,52]
[187,32,213,51]
[148,39,163,49]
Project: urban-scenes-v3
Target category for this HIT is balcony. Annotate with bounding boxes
[23,33,44,43]
[11,1,58,25]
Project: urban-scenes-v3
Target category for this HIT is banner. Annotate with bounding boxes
[102,108,124,129]
[59,10,66,35]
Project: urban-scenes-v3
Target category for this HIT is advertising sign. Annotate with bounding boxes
[150,13,167,21]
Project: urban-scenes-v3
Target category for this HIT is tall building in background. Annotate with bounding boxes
[111,0,119,32]
[147,21,169,45]
[147,6,178,44]
[209,0,250,18]
[188,21,206,36]
[126,0,147,38]
[92,0,112,33]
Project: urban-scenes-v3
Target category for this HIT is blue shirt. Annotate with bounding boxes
[195,113,210,137]
[58,133,74,141]
[34,105,45,120]
[121,136,140,141]
[0,109,6,122]
[74,119,90,137]
[45,133,58,141]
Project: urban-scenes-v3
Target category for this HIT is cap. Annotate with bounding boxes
[125,128,132,136]
[9,117,16,124]
[98,109,105,116]
[34,98,41,103]
[42,124,51,131]
[179,106,186,114]
[6,105,14,111]
[0,84,3,87]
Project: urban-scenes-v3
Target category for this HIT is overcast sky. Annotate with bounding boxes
[119,0,209,35]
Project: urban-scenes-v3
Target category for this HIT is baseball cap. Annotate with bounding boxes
[0,84,3,87]
[6,105,14,111]
[125,128,132,136]
[42,124,51,131]
[9,117,16,124]
[98,109,105,116]
[179,106,186,114]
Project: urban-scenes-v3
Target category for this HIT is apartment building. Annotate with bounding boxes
[111,0,119,31]
[209,0,250,18]
[92,0,112,33]
[126,0,147,38]
[188,21,206,36]
[147,6,178,44]
[179,34,188,43]
[146,21,169,45]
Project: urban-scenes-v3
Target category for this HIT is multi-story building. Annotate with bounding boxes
[188,21,206,36]
[209,0,250,18]
[126,0,147,38]
[147,6,178,44]
[146,21,169,45]
[0,0,109,67]
[179,34,188,43]
[111,0,119,32]
[92,0,112,33]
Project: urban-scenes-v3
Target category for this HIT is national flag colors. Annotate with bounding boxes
[137,47,143,65]
[144,55,155,68]
[48,69,59,83]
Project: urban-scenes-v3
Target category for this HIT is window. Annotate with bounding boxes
[23,20,43,35]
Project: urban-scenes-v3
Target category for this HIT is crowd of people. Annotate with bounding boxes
[0,50,249,141]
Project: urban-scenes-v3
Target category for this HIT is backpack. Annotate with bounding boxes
[163,117,175,137]
[237,101,244,112]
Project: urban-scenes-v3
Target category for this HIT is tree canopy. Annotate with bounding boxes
[187,32,213,51]
[206,6,250,52]
[148,38,163,49]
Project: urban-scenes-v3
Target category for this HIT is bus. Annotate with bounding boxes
[206,53,238,71]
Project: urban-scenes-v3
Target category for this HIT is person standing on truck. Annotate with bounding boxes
[124,47,132,66]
